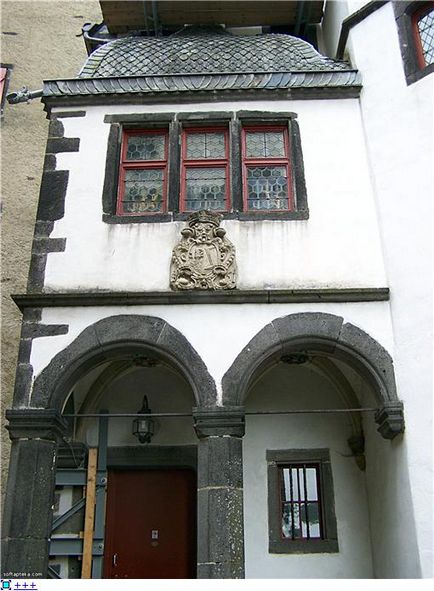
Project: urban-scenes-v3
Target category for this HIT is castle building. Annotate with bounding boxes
[2,1,433,579]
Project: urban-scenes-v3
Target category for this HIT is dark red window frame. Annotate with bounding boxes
[0,67,7,104]
[117,128,169,216]
[180,126,231,213]
[412,1,434,69]
[241,124,294,213]
[278,462,324,542]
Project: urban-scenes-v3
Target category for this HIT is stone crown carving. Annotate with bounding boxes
[170,211,237,290]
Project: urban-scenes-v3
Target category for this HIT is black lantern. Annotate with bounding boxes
[132,395,155,444]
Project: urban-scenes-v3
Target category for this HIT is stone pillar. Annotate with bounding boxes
[1,409,68,578]
[193,406,245,579]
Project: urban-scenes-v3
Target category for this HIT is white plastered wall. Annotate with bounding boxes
[28,301,422,578]
[243,364,374,578]
[45,97,386,292]
[342,1,433,578]
[29,301,394,404]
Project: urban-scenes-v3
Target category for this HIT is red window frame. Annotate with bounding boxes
[241,124,294,213]
[278,463,324,542]
[180,126,231,213]
[412,2,434,69]
[117,128,169,216]
[0,67,7,104]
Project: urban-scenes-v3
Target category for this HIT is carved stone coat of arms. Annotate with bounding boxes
[170,211,237,290]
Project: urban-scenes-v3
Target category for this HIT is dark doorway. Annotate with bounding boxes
[103,469,197,578]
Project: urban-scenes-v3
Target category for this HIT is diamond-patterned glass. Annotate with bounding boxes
[418,9,434,66]
[246,166,289,210]
[126,134,165,161]
[186,132,226,159]
[122,169,164,213]
[245,131,285,158]
[185,167,226,211]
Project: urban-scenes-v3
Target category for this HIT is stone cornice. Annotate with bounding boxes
[12,288,390,310]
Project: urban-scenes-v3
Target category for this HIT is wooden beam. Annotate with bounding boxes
[99,1,324,33]
[81,448,98,579]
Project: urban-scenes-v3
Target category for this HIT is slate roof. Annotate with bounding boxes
[79,25,353,78]
[43,26,361,104]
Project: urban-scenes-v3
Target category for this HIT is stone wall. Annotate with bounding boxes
[1,0,102,509]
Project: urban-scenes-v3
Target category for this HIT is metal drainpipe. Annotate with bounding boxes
[294,0,305,37]
[152,0,160,36]
[6,87,43,104]
[143,1,151,36]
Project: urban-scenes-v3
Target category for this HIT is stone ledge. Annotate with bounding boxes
[5,409,69,441]
[12,287,390,310]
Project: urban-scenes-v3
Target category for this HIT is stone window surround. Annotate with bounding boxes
[267,448,338,554]
[394,1,434,85]
[102,110,309,224]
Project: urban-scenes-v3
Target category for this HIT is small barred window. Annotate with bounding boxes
[280,464,322,540]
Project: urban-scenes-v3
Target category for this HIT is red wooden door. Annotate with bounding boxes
[103,469,196,578]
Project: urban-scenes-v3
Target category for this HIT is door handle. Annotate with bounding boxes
[113,553,118,567]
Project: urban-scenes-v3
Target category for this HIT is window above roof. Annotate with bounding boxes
[394,1,434,85]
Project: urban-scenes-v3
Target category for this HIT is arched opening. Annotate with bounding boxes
[242,353,374,578]
[31,315,216,580]
[222,313,413,579]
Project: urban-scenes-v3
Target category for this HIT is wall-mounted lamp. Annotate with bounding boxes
[132,395,155,444]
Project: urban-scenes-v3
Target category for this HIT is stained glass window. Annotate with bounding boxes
[247,166,289,210]
[181,128,229,212]
[117,130,168,215]
[186,132,226,159]
[242,126,293,212]
[280,465,322,540]
[122,169,164,213]
[185,168,226,211]
[245,131,285,158]
[126,134,165,161]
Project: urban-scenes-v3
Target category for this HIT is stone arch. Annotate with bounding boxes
[30,314,217,411]
[222,312,404,439]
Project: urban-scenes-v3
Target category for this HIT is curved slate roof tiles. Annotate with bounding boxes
[79,25,352,78]
[43,26,361,104]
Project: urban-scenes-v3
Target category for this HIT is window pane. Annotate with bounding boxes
[126,134,165,160]
[245,131,285,158]
[306,468,318,501]
[247,166,289,210]
[185,167,226,211]
[418,10,434,65]
[281,468,291,502]
[282,504,293,538]
[307,503,321,538]
[122,169,164,213]
[186,132,226,159]
[291,504,302,538]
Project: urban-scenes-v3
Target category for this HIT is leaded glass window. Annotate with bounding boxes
[247,166,289,210]
[280,465,322,540]
[185,168,226,211]
[245,131,285,158]
[242,126,293,212]
[414,5,434,67]
[186,132,226,159]
[117,130,168,215]
[126,134,165,161]
[181,127,229,212]
[122,169,164,213]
